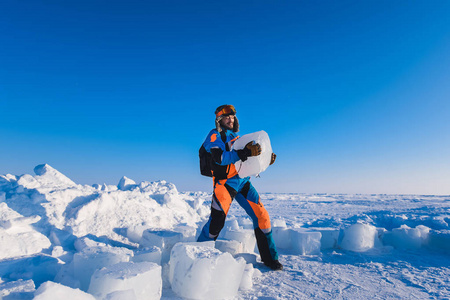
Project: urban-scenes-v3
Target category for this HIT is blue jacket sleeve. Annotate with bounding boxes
[203,130,240,166]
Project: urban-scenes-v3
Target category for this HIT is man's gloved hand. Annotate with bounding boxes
[246,141,262,156]
[270,153,277,165]
[237,141,261,161]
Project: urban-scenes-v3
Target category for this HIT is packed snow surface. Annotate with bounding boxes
[1,165,450,299]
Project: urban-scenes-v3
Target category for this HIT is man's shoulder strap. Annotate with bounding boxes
[220,130,230,151]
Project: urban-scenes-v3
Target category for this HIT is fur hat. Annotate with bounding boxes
[215,104,239,133]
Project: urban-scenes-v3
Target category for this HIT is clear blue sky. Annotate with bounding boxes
[1,0,449,194]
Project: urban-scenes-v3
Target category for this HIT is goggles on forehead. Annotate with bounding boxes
[216,105,236,117]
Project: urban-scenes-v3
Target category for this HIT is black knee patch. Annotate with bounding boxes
[240,181,251,199]
[209,207,226,239]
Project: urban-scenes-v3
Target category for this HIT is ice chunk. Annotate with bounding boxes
[223,229,257,253]
[72,246,133,291]
[239,264,254,291]
[127,225,149,244]
[169,242,246,300]
[215,239,244,255]
[272,227,291,249]
[88,261,162,300]
[132,246,162,265]
[384,225,430,249]
[139,230,185,264]
[340,223,378,252]
[0,205,51,260]
[117,176,137,191]
[0,279,35,297]
[429,230,450,252]
[34,281,95,300]
[290,229,322,255]
[34,164,76,187]
[174,225,197,242]
[232,130,273,177]
[308,227,340,249]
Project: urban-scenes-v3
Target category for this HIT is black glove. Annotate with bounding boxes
[237,141,261,161]
[270,153,276,165]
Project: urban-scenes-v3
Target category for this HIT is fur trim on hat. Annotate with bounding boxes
[216,115,239,133]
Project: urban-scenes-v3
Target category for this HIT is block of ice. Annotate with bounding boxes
[132,246,162,265]
[232,131,273,178]
[72,246,133,291]
[117,176,137,191]
[215,239,244,256]
[308,227,340,249]
[88,261,162,300]
[339,223,378,252]
[385,225,430,250]
[174,225,197,242]
[223,229,257,253]
[139,230,185,264]
[239,264,254,291]
[429,230,450,252]
[0,279,35,297]
[34,281,95,300]
[290,229,322,255]
[272,227,292,249]
[169,242,246,300]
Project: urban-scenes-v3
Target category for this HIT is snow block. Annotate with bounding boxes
[290,229,322,255]
[0,279,35,298]
[383,225,430,250]
[72,246,133,291]
[215,239,244,256]
[429,230,450,253]
[239,264,254,291]
[309,227,340,249]
[132,246,162,265]
[34,281,95,300]
[117,176,137,191]
[127,225,149,244]
[169,242,246,300]
[139,230,185,264]
[0,254,60,288]
[272,227,291,249]
[223,229,257,253]
[340,223,378,252]
[88,261,162,300]
[232,130,273,177]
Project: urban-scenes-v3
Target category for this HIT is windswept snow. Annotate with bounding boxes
[0,165,449,299]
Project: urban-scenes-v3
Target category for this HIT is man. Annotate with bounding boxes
[198,104,283,271]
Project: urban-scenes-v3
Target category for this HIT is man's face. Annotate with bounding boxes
[220,114,235,130]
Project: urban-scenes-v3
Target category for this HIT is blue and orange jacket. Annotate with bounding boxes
[203,128,241,180]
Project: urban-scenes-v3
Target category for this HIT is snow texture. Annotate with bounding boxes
[1,165,450,299]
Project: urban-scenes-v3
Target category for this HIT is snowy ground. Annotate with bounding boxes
[1,165,449,299]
